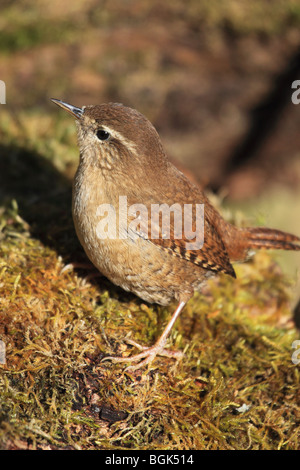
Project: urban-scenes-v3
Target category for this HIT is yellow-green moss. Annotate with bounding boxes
[1,0,300,447]
[0,111,299,449]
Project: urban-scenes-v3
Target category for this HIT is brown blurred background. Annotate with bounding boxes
[1,0,300,295]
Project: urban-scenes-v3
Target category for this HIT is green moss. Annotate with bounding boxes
[0,4,79,54]
[0,0,300,448]
[1,22,70,54]
[1,0,299,57]
[0,110,299,449]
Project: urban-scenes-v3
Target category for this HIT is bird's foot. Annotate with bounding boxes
[102,301,187,371]
[102,337,183,372]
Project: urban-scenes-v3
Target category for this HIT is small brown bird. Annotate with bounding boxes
[52,99,300,370]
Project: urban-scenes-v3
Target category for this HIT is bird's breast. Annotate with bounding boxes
[71,163,210,305]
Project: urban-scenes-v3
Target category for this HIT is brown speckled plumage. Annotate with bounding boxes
[52,99,300,370]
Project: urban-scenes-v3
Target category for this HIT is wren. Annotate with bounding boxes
[52,99,300,370]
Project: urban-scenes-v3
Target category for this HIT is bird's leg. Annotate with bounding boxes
[102,300,186,371]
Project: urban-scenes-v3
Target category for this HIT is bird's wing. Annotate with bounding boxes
[126,170,236,278]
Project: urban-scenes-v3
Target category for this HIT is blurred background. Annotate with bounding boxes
[1,0,300,300]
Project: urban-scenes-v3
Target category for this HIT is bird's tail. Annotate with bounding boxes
[222,225,300,262]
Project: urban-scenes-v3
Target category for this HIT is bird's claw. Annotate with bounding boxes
[102,338,183,371]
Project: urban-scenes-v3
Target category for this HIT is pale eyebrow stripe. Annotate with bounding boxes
[97,124,138,156]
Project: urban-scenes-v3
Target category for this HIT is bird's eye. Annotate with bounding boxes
[96,129,110,141]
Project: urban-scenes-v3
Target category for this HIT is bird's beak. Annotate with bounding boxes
[51,99,83,119]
